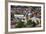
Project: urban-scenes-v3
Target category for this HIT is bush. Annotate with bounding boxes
[26,20,37,27]
[16,20,25,28]
[15,20,40,28]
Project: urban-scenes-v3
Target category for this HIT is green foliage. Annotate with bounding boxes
[15,20,41,28]
[26,20,36,27]
[16,20,25,28]
[36,20,41,25]
[27,20,33,25]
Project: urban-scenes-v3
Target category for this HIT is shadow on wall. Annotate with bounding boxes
[5,32,23,34]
